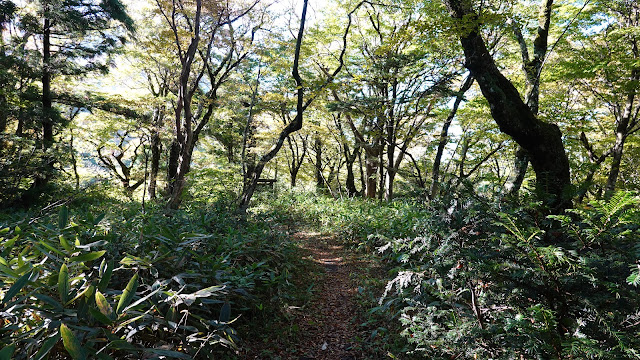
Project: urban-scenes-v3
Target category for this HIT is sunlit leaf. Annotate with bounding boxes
[60,323,87,360]
[116,273,138,314]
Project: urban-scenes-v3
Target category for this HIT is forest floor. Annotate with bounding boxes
[243,231,375,359]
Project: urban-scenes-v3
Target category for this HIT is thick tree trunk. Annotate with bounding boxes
[507,0,553,196]
[443,0,571,212]
[166,141,180,198]
[365,151,377,198]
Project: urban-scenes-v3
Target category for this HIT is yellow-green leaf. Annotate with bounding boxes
[95,291,114,320]
[69,251,106,264]
[59,235,73,252]
[116,273,138,315]
[60,324,87,360]
[58,264,70,303]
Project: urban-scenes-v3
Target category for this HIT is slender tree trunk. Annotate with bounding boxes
[378,148,385,200]
[605,77,637,198]
[149,131,161,199]
[443,0,571,212]
[605,130,627,198]
[508,148,529,194]
[315,136,323,188]
[358,150,366,196]
[430,75,474,199]
[34,13,54,190]
[166,141,180,198]
[70,128,79,190]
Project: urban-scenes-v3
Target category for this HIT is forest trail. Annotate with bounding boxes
[244,231,366,359]
[292,231,361,360]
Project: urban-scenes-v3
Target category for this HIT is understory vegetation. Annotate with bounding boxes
[2,0,640,358]
[0,194,304,359]
[265,190,640,358]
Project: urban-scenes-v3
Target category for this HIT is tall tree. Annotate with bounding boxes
[563,0,640,199]
[442,0,571,212]
[156,0,259,209]
[237,0,357,211]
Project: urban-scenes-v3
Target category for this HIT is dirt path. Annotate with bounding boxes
[242,231,369,359]
[292,231,361,360]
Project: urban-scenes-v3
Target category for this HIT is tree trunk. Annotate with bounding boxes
[166,141,180,198]
[149,130,161,199]
[604,75,638,198]
[507,147,529,195]
[315,136,323,188]
[506,0,553,196]
[443,0,571,212]
[430,75,474,199]
[34,13,54,190]
[344,146,358,196]
[365,150,377,198]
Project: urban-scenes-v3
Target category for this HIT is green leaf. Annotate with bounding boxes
[94,213,106,225]
[59,264,70,303]
[0,344,15,360]
[116,273,139,315]
[60,323,87,360]
[88,307,113,325]
[33,334,61,360]
[2,270,32,304]
[59,235,74,252]
[69,251,106,263]
[3,235,18,250]
[95,291,115,319]
[98,260,114,292]
[58,206,69,230]
[143,349,192,359]
[220,302,231,323]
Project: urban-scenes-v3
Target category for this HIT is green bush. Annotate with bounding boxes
[1,198,298,359]
[376,192,640,359]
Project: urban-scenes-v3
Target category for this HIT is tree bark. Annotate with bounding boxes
[507,0,553,196]
[430,75,474,199]
[149,130,161,199]
[34,12,54,190]
[314,135,323,188]
[443,0,571,212]
[605,89,637,198]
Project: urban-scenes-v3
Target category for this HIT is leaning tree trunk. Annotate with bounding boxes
[443,0,571,212]
[430,75,474,200]
[604,77,638,198]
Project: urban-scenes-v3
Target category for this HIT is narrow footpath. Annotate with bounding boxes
[243,231,366,359]
[292,231,361,360]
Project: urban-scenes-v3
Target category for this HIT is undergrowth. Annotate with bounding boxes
[257,189,640,359]
[0,193,302,359]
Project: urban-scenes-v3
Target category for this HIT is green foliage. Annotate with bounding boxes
[371,191,640,359]
[266,189,640,359]
[1,196,299,358]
